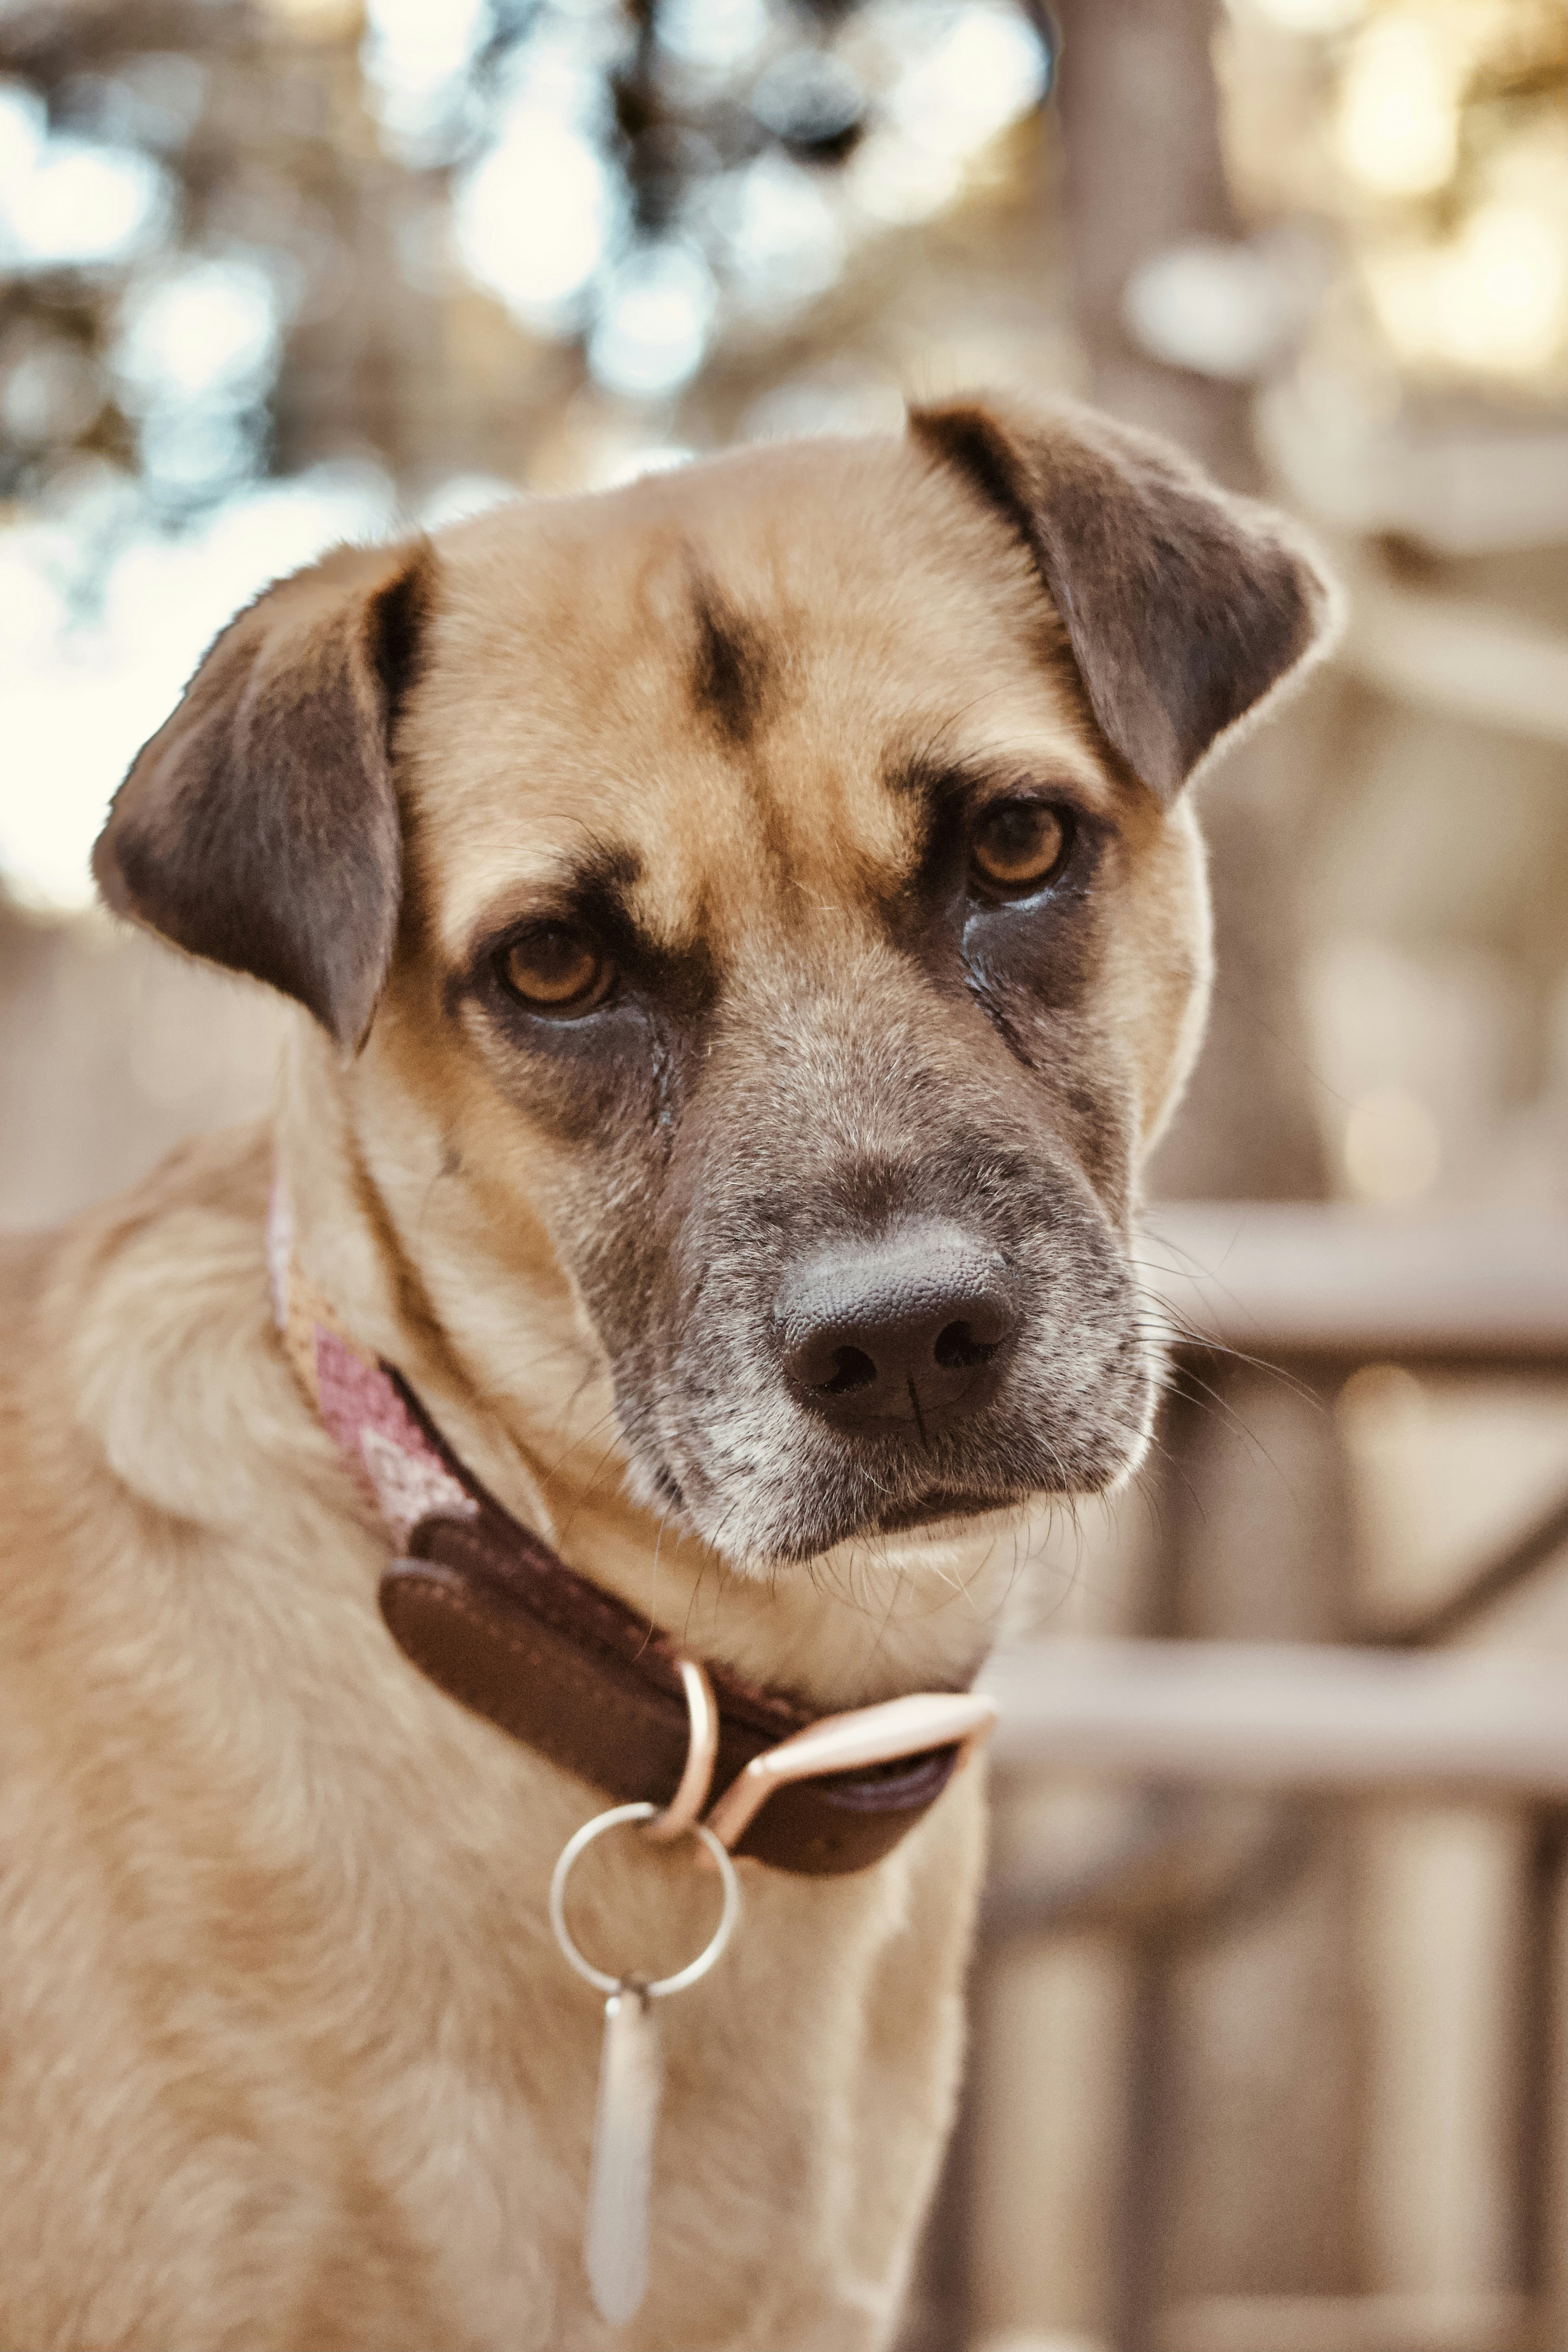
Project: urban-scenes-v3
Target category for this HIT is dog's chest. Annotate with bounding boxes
[163,1624,982,2349]
[263,1777,978,2350]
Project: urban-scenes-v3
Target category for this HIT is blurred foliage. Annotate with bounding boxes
[0,0,1056,529]
[1221,0,1568,398]
[1,1,364,512]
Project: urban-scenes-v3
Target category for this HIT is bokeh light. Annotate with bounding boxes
[457,105,622,324]
[0,80,171,271]
[1336,10,1461,195]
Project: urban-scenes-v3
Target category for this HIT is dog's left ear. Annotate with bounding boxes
[910,394,1341,802]
[93,537,431,1051]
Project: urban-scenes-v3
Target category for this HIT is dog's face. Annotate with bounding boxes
[95,397,1335,1572]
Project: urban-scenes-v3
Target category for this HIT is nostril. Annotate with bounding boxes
[933,1318,999,1371]
[818,1345,877,1396]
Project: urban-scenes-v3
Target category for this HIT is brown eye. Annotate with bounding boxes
[498,925,612,1012]
[971,800,1069,893]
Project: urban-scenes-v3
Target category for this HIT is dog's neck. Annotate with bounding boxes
[276,1029,1031,1712]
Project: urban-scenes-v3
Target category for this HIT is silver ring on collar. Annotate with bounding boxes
[548,1801,742,1999]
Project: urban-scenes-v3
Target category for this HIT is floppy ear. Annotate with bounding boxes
[93,538,432,1050]
[910,394,1341,803]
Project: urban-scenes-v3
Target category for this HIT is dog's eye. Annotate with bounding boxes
[498,926,613,1013]
[971,800,1070,895]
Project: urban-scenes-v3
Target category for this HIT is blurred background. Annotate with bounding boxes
[0,2,1563,2347]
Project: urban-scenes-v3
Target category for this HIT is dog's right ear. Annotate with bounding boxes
[92,538,432,1052]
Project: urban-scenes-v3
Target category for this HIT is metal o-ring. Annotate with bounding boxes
[548,1801,742,2000]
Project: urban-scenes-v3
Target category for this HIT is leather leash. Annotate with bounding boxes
[266,1184,992,1875]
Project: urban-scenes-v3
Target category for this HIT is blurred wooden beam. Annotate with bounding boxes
[984,1639,1568,1799]
[1342,567,1568,748]
[1157,2288,1539,2352]
[1139,1204,1568,1368]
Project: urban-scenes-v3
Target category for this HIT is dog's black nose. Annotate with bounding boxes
[776,1224,1018,1436]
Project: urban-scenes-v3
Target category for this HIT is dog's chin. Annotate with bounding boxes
[869,1489,1027,1539]
[795,1493,1043,1591]
[738,1492,1041,1585]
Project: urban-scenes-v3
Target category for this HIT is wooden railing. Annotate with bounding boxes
[909,1206,1568,2352]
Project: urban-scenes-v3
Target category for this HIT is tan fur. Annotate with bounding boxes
[0,408,1330,2348]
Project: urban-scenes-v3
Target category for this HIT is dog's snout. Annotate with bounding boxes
[775,1224,1018,1436]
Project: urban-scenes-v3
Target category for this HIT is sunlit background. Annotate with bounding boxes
[1,3,1564,2349]
[1,0,1564,1230]
[0,0,1058,905]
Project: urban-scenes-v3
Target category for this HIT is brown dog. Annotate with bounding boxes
[0,395,1335,2350]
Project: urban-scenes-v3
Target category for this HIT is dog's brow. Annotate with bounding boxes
[689,570,775,746]
[890,746,1103,818]
[887,750,964,810]
[460,845,640,963]
[883,752,999,853]
[456,841,720,1017]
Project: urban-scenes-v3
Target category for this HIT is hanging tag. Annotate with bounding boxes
[550,1800,742,2327]
[586,1981,663,2327]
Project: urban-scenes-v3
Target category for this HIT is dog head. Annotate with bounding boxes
[95,397,1336,1572]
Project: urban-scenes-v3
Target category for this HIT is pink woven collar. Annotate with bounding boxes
[266,1178,480,1546]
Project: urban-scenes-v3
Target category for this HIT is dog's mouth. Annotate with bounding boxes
[869,1487,1026,1537]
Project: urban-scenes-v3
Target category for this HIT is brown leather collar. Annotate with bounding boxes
[266,1185,978,1875]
